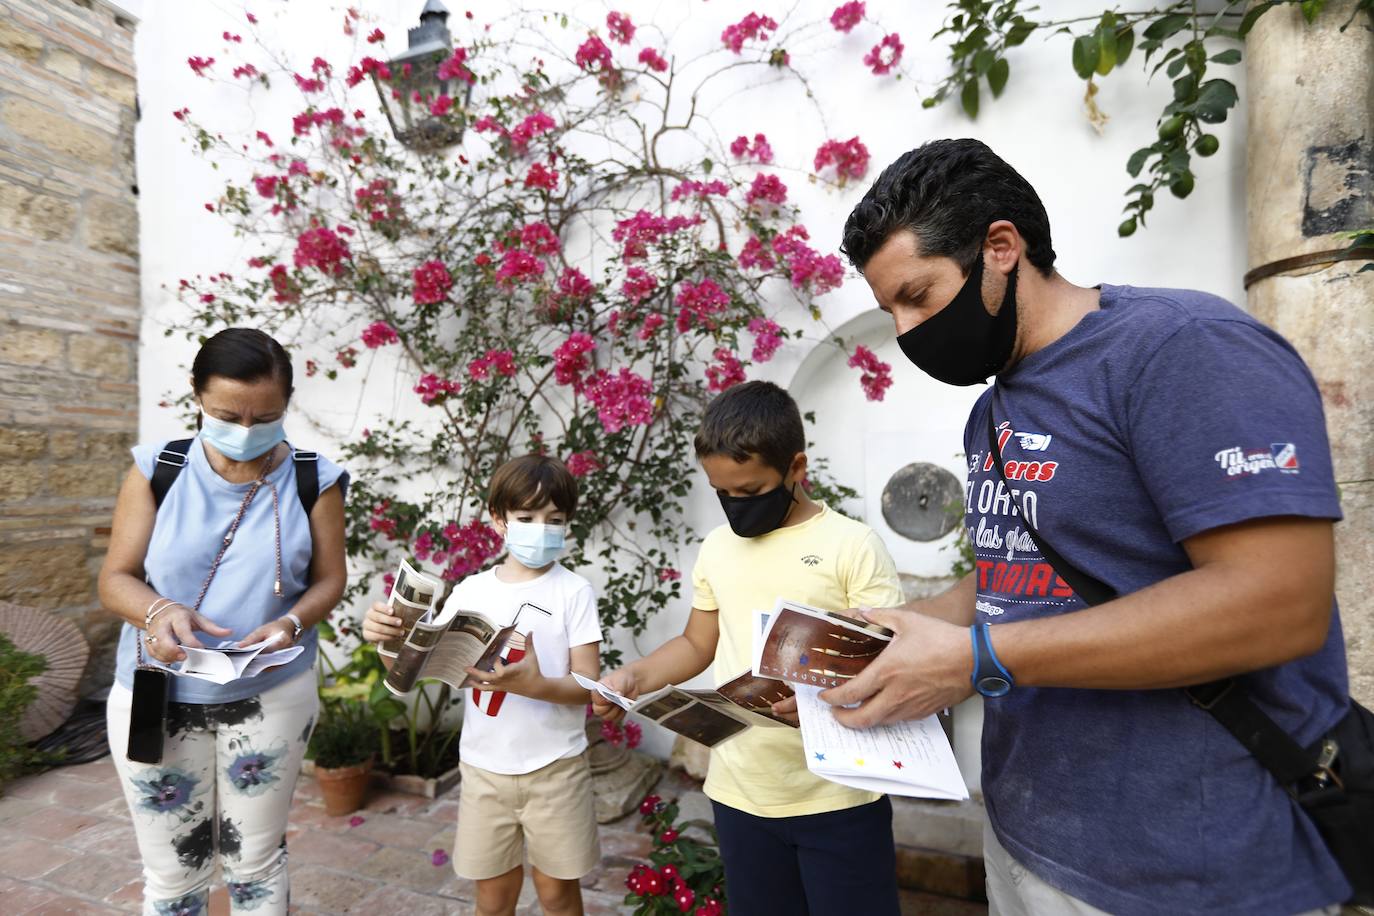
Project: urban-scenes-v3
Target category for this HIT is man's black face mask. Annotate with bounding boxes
[896,251,1019,386]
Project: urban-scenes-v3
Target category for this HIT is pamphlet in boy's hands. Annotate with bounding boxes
[754,599,894,689]
[575,670,795,748]
[378,560,444,659]
[794,685,968,800]
[174,638,304,685]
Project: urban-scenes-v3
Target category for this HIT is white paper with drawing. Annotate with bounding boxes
[794,685,968,800]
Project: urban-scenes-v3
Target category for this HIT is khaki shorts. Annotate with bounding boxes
[455,752,600,880]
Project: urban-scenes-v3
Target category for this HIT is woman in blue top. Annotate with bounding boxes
[99,328,348,916]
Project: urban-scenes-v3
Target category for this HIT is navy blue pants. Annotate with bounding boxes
[711,797,900,916]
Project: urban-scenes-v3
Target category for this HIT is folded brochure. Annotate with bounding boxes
[174,638,304,685]
[575,670,794,748]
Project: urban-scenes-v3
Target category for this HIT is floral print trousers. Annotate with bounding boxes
[106,671,317,916]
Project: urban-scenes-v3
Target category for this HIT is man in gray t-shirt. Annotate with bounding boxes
[823,139,1350,916]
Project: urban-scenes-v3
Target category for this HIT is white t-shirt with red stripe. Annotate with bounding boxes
[450,562,602,775]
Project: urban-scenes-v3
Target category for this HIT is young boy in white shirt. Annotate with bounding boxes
[363,455,601,916]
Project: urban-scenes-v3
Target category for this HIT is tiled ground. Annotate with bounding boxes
[0,759,986,915]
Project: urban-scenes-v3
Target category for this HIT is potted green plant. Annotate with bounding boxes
[309,680,379,816]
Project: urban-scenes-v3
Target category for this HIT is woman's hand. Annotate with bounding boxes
[361,601,405,645]
[237,617,298,649]
[145,605,232,664]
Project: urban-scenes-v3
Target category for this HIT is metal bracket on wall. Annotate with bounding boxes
[1243,246,1374,290]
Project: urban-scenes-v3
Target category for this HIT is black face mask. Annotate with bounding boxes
[718,481,796,538]
[896,253,1019,386]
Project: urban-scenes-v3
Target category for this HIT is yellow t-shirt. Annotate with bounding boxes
[691,502,903,818]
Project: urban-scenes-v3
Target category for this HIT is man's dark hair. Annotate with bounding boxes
[694,381,805,476]
[840,138,1057,277]
[488,454,579,518]
[192,327,295,400]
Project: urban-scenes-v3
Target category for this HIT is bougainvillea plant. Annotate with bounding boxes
[626,794,726,915]
[170,5,901,667]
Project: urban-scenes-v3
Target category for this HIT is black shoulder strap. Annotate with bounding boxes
[983,402,1318,788]
[293,449,320,517]
[149,439,193,510]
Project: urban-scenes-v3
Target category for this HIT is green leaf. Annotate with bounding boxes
[1095,26,1117,75]
[988,57,1010,97]
[1143,13,1190,42]
[1127,146,1153,178]
[1167,56,1187,78]
[1300,0,1327,23]
[961,79,980,118]
[1006,18,1037,46]
[1239,1,1279,37]
[1072,34,1099,80]
[1209,48,1242,65]
[1194,78,1239,122]
[974,48,995,75]
[1116,25,1136,66]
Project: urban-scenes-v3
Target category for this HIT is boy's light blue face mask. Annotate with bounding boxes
[200,410,286,462]
[504,521,566,569]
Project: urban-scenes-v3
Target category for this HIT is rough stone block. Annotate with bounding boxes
[0,427,46,460]
[48,461,119,500]
[0,324,64,368]
[47,429,80,459]
[88,63,136,107]
[0,180,79,241]
[0,19,43,62]
[43,46,82,81]
[67,333,129,379]
[82,195,138,259]
[0,541,92,608]
[83,429,135,460]
[1,98,112,167]
[0,463,45,501]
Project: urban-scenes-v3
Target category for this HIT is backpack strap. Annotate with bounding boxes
[292,449,320,517]
[149,439,193,510]
[984,401,1321,791]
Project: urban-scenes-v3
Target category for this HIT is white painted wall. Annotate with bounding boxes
[134,0,1249,775]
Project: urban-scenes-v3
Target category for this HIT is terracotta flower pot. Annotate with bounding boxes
[316,757,373,817]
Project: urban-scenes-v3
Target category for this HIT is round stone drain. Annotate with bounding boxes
[881,462,963,542]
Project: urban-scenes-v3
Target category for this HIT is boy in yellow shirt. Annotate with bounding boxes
[595,381,903,915]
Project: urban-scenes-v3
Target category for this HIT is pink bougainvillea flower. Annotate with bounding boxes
[848,344,893,401]
[232,64,259,80]
[366,27,385,43]
[360,321,399,349]
[830,1,865,32]
[524,162,559,190]
[187,56,214,76]
[772,225,844,294]
[745,173,787,208]
[657,567,681,582]
[601,719,625,746]
[430,849,450,867]
[584,368,654,434]
[621,267,658,305]
[348,815,365,827]
[519,221,561,255]
[721,13,778,53]
[638,47,668,72]
[546,266,596,320]
[706,347,746,392]
[728,133,773,164]
[624,720,643,748]
[268,264,299,304]
[346,56,391,87]
[468,348,517,381]
[439,520,503,581]
[606,11,635,44]
[637,312,665,340]
[412,260,452,304]
[436,47,475,83]
[864,32,904,75]
[575,33,613,72]
[172,107,190,121]
[566,450,603,477]
[354,178,403,226]
[738,235,775,271]
[670,179,730,202]
[294,73,325,93]
[612,211,701,261]
[430,94,453,116]
[748,317,783,362]
[252,175,278,198]
[553,332,596,387]
[813,136,870,183]
[674,278,730,332]
[509,111,556,152]
[494,247,544,286]
[293,225,351,275]
[414,373,461,404]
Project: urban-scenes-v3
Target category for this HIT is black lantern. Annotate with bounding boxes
[374,0,473,150]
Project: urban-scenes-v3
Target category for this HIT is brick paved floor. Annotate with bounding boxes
[0,759,986,915]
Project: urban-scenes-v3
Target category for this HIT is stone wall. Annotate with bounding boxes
[0,0,139,694]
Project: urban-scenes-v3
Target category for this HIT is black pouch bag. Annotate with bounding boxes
[127,657,169,765]
[986,409,1374,905]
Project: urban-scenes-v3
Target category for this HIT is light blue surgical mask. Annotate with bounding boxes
[200,410,286,462]
[504,521,566,569]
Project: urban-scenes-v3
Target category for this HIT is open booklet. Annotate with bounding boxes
[173,638,304,685]
[753,598,895,689]
[382,561,552,696]
[575,670,795,748]
[753,598,968,800]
